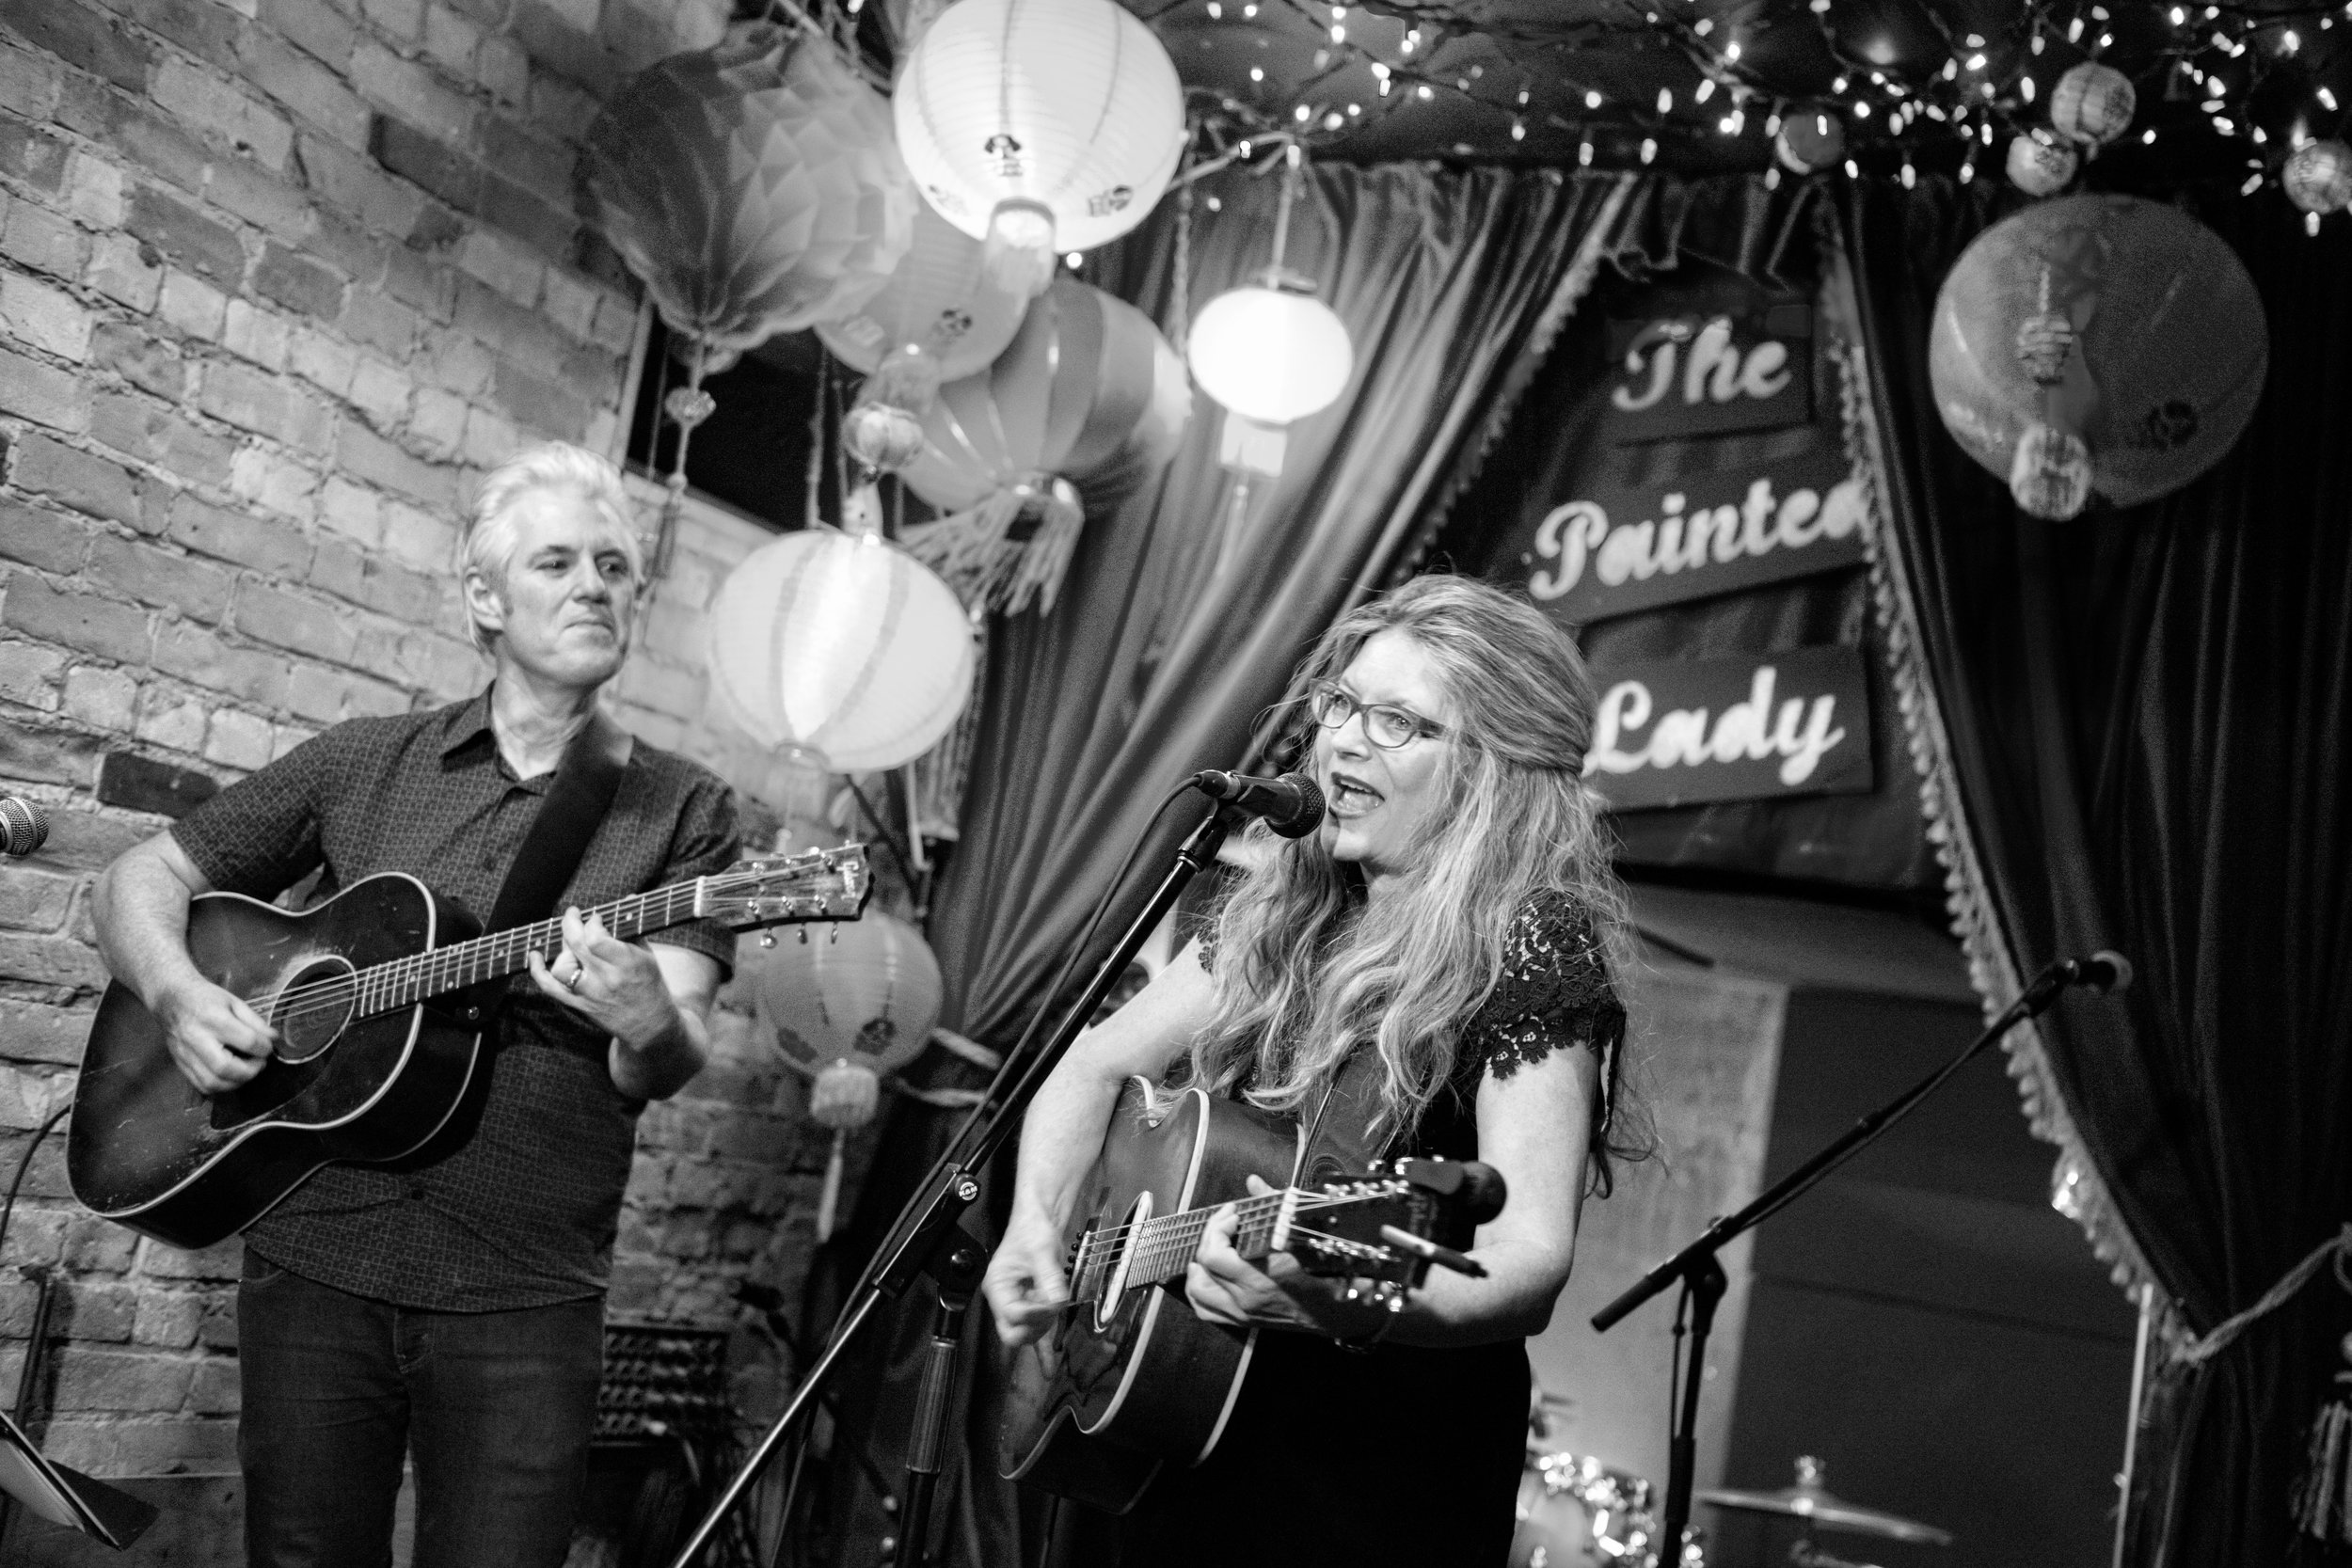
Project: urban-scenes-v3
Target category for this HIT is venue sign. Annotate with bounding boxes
[1604,296,1814,443]
[1520,441,1869,623]
[1581,644,1875,812]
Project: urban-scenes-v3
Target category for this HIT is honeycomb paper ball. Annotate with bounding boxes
[580,25,916,353]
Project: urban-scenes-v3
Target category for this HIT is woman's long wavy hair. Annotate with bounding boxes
[1178,576,1647,1194]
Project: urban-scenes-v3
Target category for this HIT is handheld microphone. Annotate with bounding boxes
[0,796,49,858]
[1190,770,1326,838]
[2056,950,2134,995]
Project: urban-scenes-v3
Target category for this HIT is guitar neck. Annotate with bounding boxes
[1073,1191,1294,1302]
[358,880,707,1015]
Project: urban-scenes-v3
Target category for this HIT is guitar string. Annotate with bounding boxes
[254,867,837,1026]
[261,883,698,1022]
[261,855,852,1015]
[1073,1206,1418,1298]
[1072,1191,1382,1291]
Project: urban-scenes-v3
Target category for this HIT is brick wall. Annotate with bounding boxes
[0,0,878,1488]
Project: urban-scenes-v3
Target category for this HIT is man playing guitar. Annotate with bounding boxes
[88,442,740,1567]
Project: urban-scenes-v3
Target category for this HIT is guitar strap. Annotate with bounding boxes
[485,705,633,935]
[1297,1046,1391,1187]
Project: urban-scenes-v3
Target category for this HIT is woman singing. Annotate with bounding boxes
[982,575,1643,1566]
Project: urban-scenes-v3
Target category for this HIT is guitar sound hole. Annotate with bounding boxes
[271,957,358,1064]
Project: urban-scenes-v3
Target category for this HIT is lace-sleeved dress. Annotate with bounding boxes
[1117,890,1625,1568]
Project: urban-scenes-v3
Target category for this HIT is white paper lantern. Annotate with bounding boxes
[2284,138,2352,216]
[893,0,1185,293]
[2007,134,2079,196]
[1187,280,1355,425]
[2049,61,2136,148]
[705,528,977,772]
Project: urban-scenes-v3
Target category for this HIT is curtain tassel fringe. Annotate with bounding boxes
[902,477,1085,615]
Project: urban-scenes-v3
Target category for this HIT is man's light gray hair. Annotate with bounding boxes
[459,443,644,652]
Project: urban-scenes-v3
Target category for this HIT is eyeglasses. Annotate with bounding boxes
[1308,680,1447,750]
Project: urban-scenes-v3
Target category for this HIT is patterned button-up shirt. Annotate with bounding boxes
[171,688,739,1310]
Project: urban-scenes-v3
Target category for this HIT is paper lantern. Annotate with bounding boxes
[580,24,915,353]
[893,0,1185,293]
[2284,139,2352,235]
[2009,422,2095,520]
[752,911,942,1241]
[898,276,1191,612]
[1775,109,1845,174]
[705,528,977,772]
[815,202,1033,413]
[1930,194,2267,518]
[2049,61,2136,148]
[1187,279,1355,425]
[841,398,928,474]
[2007,135,2079,196]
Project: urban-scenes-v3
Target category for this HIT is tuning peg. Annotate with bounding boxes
[798,928,808,944]
[760,933,776,948]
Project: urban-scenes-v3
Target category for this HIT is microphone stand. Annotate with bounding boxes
[1590,958,2097,1564]
[666,801,1239,1568]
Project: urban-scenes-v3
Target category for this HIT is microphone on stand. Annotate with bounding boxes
[2054,950,2134,995]
[0,796,50,858]
[1189,771,1326,838]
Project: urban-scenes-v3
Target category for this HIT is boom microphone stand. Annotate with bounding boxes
[667,797,1244,1568]
[1590,951,2133,1565]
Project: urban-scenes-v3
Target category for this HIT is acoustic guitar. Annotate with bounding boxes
[67,846,870,1249]
[996,1076,1502,1513]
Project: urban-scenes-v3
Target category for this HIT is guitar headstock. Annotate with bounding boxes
[1282,1172,1440,1290]
[702,844,872,931]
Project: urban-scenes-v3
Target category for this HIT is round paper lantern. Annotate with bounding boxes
[705,528,977,772]
[1929,194,2267,518]
[841,397,928,474]
[1775,109,1846,174]
[815,202,1033,413]
[580,25,915,353]
[893,0,1185,293]
[1186,278,1355,425]
[2284,138,2352,222]
[2007,134,2079,196]
[751,911,942,1241]
[898,276,1191,612]
[2009,421,2095,519]
[2049,61,2136,148]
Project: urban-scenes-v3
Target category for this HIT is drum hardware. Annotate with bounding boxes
[1697,1455,1953,1546]
[1510,1449,1702,1568]
[1790,1543,1886,1568]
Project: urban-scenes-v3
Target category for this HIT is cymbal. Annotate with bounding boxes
[1698,1457,1952,1546]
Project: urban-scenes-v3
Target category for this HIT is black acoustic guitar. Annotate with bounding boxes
[996,1077,1501,1513]
[67,846,870,1249]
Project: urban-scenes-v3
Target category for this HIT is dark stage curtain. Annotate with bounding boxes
[1840,177,2352,1567]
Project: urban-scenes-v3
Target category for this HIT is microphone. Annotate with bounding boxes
[2056,950,2134,995]
[0,796,49,858]
[1190,770,1326,838]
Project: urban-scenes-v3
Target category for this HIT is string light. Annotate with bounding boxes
[1173,0,2352,202]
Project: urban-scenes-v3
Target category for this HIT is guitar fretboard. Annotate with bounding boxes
[354,882,707,1017]
[1071,1191,1293,1302]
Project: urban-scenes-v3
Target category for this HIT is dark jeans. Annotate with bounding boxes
[235,1252,605,1568]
